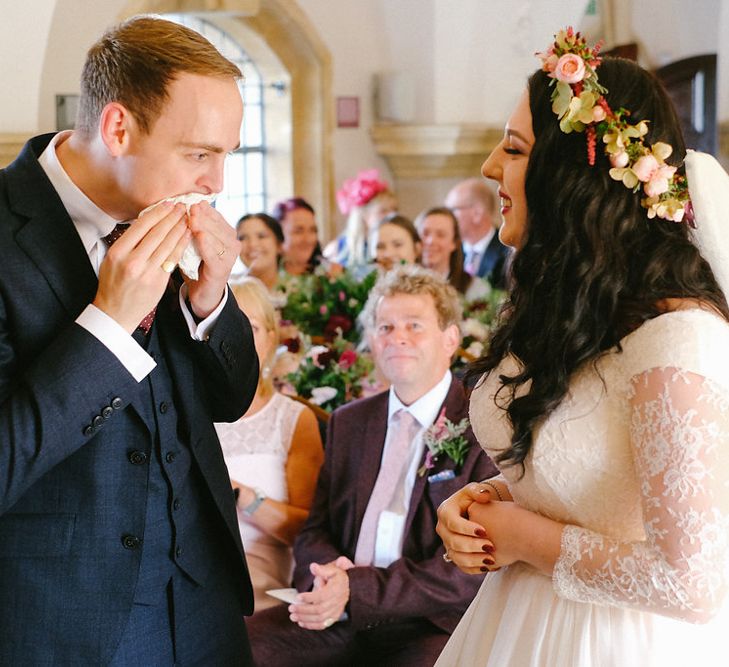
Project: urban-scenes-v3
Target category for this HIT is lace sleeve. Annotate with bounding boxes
[553,367,729,623]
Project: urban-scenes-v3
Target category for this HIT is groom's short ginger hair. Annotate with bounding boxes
[361,264,463,332]
[76,15,242,137]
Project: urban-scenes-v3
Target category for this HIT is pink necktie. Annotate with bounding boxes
[102,224,157,335]
[465,249,480,276]
[354,409,418,566]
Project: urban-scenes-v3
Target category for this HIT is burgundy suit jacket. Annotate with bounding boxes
[293,377,498,633]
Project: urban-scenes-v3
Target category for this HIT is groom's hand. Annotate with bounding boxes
[288,562,350,631]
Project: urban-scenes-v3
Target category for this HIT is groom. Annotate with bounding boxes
[0,16,258,664]
[248,266,497,665]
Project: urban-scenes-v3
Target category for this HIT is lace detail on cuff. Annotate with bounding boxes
[553,368,729,623]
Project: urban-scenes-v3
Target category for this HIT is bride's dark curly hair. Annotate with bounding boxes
[467,58,729,474]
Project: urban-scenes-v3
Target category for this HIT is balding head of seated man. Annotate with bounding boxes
[445,177,511,288]
[246,265,498,667]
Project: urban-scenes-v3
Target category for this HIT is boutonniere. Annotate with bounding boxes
[417,408,471,477]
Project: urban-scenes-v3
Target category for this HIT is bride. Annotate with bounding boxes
[435,28,729,666]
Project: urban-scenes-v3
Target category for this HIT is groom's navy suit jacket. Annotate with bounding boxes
[294,378,498,634]
[0,135,258,663]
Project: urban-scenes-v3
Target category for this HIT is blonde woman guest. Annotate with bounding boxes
[325,169,398,268]
[215,278,324,612]
[235,213,284,291]
[416,206,491,302]
[374,213,422,273]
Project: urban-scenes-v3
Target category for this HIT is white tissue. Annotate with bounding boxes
[139,192,216,280]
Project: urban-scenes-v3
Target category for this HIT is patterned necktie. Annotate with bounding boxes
[354,409,418,566]
[102,223,157,335]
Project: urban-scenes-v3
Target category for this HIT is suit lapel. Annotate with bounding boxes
[354,393,389,525]
[7,135,152,432]
[8,135,98,319]
[403,378,467,537]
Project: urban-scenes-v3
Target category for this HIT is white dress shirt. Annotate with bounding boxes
[38,132,227,382]
[367,369,452,567]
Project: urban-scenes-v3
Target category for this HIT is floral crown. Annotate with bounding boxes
[536,27,692,224]
[336,169,390,215]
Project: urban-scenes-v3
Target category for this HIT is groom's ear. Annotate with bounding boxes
[98,102,135,157]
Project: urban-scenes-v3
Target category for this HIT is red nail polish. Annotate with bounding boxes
[482,545,494,553]
[483,557,495,565]
[475,528,487,538]
[480,566,489,572]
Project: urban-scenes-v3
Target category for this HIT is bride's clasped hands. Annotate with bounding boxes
[436,481,563,576]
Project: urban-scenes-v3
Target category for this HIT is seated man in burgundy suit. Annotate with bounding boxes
[248,265,498,666]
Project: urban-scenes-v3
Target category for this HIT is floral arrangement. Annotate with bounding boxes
[336,169,390,215]
[284,335,378,412]
[278,266,377,343]
[537,27,692,224]
[418,408,471,476]
[454,288,507,369]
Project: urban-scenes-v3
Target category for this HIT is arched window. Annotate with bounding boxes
[166,14,267,223]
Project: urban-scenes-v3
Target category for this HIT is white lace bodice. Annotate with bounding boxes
[214,392,305,512]
[215,392,303,459]
[470,309,729,623]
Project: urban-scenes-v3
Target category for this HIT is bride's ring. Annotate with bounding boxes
[442,551,453,563]
[323,617,334,628]
[161,260,176,273]
[216,246,226,257]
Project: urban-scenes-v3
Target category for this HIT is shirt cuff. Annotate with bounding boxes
[178,284,228,341]
[76,305,156,382]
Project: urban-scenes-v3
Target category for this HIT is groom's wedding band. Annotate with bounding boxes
[442,552,453,563]
[323,617,334,628]
[161,260,176,273]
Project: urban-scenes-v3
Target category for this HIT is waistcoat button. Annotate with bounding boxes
[121,534,141,550]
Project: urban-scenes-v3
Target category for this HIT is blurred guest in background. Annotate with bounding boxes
[416,206,491,302]
[445,177,509,289]
[325,169,397,268]
[216,278,324,613]
[374,213,422,273]
[273,197,338,276]
[235,213,284,291]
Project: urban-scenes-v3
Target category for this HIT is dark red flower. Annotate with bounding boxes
[324,314,353,337]
[282,337,301,353]
[316,348,337,367]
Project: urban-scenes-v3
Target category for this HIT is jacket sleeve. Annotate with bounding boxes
[182,286,258,423]
[345,445,497,630]
[0,285,257,515]
[0,308,141,514]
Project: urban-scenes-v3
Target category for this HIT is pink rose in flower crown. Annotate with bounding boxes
[609,151,630,169]
[554,53,586,84]
[644,164,677,198]
[632,154,660,182]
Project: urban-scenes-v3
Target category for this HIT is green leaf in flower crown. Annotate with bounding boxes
[551,81,572,118]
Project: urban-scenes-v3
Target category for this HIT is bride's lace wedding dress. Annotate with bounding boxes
[437,309,729,666]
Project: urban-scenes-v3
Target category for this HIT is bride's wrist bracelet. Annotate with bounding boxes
[480,480,504,501]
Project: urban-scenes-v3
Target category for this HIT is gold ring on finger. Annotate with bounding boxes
[161,260,176,273]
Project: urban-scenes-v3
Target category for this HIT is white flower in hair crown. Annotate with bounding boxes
[536,27,693,225]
